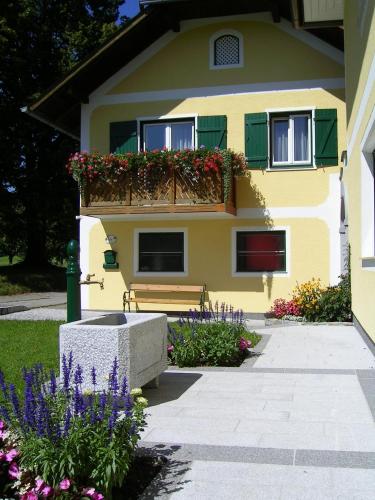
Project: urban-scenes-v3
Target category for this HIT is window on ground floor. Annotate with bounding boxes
[235,230,286,273]
[135,230,186,274]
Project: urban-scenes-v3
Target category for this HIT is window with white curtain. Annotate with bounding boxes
[271,113,311,167]
[143,121,194,151]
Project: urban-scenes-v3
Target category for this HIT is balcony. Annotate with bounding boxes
[80,170,236,216]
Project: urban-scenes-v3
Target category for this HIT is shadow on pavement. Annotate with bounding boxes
[143,371,202,406]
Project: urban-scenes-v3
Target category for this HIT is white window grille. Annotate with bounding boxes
[214,35,240,66]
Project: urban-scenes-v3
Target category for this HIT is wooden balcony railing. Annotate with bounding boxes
[80,170,236,216]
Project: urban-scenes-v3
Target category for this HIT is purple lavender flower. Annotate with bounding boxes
[0,404,10,424]
[120,376,128,398]
[74,364,83,386]
[24,372,36,429]
[98,393,107,421]
[91,367,97,389]
[36,392,49,437]
[9,384,22,422]
[124,394,133,417]
[73,385,84,415]
[109,358,119,394]
[49,369,57,395]
[62,354,72,391]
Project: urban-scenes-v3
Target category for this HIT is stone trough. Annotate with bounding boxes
[59,312,168,391]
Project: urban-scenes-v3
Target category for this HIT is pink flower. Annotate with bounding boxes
[59,478,71,490]
[0,420,5,429]
[5,448,18,462]
[83,488,96,497]
[21,493,38,500]
[167,344,174,353]
[41,485,54,497]
[239,337,252,351]
[35,478,45,491]
[93,493,104,500]
[8,461,20,480]
[0,429,6,439]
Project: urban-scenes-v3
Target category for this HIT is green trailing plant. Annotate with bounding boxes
[66,148,247,202]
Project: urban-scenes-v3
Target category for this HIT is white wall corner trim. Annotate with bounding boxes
[347,52,375,159]
[88,78,344,108]
[79,216,101,308]
[236,173,341,285]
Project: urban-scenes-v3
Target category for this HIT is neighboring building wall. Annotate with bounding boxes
[80,15,346,312]
[344,1,375,340]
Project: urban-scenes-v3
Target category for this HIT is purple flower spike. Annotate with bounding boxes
[91,367,97,388]
[120,376,128,398]
[74,364,83,386]
[49,369,57,395]
[9,384,21,422]
[109,358,119,394]
[62,354,71,391]
[64,407,71,436]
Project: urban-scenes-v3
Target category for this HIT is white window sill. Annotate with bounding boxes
[232,271,289,278]
[267,166,316,172]
[134,271,188,277]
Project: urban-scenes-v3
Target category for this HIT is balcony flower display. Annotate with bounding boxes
[66,148,247,202]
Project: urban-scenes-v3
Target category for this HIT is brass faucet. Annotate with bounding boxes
[79,273,104,290]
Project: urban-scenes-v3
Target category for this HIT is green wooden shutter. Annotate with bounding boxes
[110,121,138,154]
[314,109,338,166]
[197,115,227,149]
[245,113,268,169]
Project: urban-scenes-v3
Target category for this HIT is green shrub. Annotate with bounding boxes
[168,317,260,368]
[315,273,352,322]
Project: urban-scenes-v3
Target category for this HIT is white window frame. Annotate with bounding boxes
[134,228,188,277]
[143,120,195,151]
[209,29,244,70]
[232,226,290,277]
[360,107,375,270]
[137,114,198,152]
[271,113,312,167]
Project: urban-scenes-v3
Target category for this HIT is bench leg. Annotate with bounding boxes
[143,376,159,389]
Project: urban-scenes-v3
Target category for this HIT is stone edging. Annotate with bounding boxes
[265,318,353,327]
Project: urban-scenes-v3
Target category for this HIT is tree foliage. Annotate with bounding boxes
[0,1,125,265]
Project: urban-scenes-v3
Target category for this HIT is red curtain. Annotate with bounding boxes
[245,233,282,271]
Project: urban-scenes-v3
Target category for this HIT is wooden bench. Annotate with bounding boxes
[123,283,207,313]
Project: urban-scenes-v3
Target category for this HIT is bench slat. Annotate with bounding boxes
[127,298,201,305]
[130,283,204,293]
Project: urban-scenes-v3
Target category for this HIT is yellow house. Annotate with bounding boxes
[27,0,346,314]
[343,0,375,342]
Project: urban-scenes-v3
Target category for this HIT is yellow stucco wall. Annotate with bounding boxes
[83,17,346,312]
[108,21,343,94]
[344,0,375,340]
[86,217,330,312]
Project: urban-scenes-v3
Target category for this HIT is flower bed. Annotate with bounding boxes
[167,305,261,367]
[0,356,148,499]
[269,274,352,322]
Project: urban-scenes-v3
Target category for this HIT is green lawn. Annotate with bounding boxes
[0,255,23,267]
[0,320,62,392]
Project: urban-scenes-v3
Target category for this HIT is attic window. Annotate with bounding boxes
[210,30,243,70]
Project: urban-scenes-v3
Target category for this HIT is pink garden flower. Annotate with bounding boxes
[0,429,6,439]
[21,493,38,500]
[83,487,104,499]
[0,420,5,429]
[59,478,71,490]
[8,461,20,480]
[5,449,18,462]
[41,485,54,497]
[239,337,252,351]
[167,344,174,353]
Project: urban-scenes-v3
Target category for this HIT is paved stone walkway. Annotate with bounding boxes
[140,324,375,499]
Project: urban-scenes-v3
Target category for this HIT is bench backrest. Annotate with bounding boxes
[129,283,205,293]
